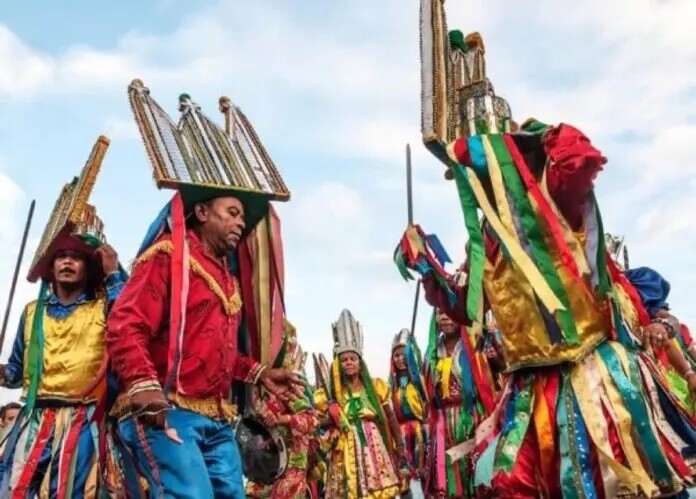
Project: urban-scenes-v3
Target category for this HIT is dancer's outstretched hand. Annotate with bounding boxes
[258,368,306,402]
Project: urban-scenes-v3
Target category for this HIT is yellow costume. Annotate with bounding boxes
[320,309,404,499]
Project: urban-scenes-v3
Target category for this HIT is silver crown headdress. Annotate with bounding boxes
[605,233,629,271]
[392,328,411,350]
[313,352,331,391]
[332,309,364,357]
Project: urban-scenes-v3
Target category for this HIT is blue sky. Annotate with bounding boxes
[0,0,694,403]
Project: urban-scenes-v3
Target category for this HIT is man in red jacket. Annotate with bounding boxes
[106,81,302,498]
[107,195,302,498]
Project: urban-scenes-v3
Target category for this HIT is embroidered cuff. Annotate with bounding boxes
[127,379,162,398]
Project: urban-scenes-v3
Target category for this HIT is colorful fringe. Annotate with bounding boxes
[422,311,496,497]
[0,405,99,498]
[465,341,696,498]
[394,225,456,306]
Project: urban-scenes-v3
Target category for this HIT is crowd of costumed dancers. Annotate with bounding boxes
[0,1,694,497]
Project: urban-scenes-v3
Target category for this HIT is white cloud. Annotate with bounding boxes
[0,0,693,384]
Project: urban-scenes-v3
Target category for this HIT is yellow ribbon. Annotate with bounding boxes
[466,168,565,313]
[593,348,657,495]
[482,135,517,236]
[437,357,453,399]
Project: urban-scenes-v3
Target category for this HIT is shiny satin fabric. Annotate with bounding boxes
[22,298,106,400]
[484,246,607,371]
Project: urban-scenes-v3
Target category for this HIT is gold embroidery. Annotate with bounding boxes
[133,239,242,317]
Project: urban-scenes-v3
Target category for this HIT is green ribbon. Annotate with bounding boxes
[25,281,49,414]
[494,377,533,472]
[346,395,367,446]
[451,163,486,322]
[597,343,672,486]
[489,135,580,345]
[557,376,581,499]
[591,194,611,296]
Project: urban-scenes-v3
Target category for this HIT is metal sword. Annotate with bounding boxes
[0,199,36,357]
[406,144,421,338]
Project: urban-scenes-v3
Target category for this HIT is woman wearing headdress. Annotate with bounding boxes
[389,329,428,498]
[320,309,407,498]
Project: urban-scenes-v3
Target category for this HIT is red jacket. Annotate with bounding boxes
[106,230,260,399]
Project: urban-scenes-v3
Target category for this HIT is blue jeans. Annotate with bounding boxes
[118,408,244,498]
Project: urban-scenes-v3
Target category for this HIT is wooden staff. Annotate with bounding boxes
[0,200,36,357]
[407,144,421,338]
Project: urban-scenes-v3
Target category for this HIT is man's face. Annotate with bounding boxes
[52,250,87,286]
[3,407,19,427]
[436,309,459,336]
[392,345,407,371]
[196,197,246,251]
[339,352,360,378]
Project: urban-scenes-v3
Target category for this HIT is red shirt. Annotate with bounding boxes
[106,230,259,399]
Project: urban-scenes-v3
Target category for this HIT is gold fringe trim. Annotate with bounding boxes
[110,392,238,423]
[133,240,174,268]
[189,258,242,316]
[134,239,242,317]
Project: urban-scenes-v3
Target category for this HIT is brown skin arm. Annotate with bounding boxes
[664,341,696,397]
[382,402,406,470]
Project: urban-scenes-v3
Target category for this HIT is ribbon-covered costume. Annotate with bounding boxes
[606,236,696,416]
[106,81,290,497]
[418,308,496,497]
[245,321,318,499]
[397,4,696,496]
[389,328,428,497]
[318,310,406,498]
[0,136,126,497]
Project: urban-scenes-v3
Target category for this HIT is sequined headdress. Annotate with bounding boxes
[27,136,110,283]
[605,233,629,271]
[391,328,411,351]
[332,309,364,358]
[128,79,290,229]
[421,1,512,167]
[129,79,291,399]
[280,319,307,375]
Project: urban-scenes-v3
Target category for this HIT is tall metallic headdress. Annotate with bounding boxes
[332,309,364,357]
[280,319,307,374]
[392,328,411,350]
[313,352,331,391]
[128,79,290,231]
[420,0,512,168]
[28,136,110,282]
[605,233,629,271]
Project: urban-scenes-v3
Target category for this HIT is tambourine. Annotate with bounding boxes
[234,416,288,485]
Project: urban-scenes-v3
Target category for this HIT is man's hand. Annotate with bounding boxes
[96,244,119,275]
[130,389,169,427]
[258,368,306,402]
